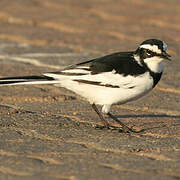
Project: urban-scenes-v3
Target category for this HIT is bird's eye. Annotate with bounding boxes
[146,49,152,56]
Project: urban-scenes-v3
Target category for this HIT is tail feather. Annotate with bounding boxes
[0,75,59,86]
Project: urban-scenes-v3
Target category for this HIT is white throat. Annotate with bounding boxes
[144,56,164,73]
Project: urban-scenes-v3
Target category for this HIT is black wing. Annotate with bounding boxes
[64,51,147,76]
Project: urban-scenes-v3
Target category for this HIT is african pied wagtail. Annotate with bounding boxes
[0,39,171,133]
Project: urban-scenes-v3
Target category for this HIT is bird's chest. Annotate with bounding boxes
[112,72,154,104]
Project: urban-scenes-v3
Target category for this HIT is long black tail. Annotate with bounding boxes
[0,75,58,86]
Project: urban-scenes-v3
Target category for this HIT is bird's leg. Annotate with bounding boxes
[91,103,110,129]
[91,104,122,130]
[107,112,138,133]
[91,104,140,132]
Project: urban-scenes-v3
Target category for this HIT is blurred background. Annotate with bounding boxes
[0,0,179,55]
[0,1,180,179]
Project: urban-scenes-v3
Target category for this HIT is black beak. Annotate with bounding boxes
[162,51,171,61]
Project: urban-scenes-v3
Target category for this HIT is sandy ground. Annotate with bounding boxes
[0,0,180,179]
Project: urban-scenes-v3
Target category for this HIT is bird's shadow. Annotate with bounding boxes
[115,114,180,119]
[113,114,180,132]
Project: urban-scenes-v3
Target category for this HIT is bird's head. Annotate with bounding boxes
[135,39,171,73]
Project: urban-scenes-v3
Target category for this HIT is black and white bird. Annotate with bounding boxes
[0,39,171,133]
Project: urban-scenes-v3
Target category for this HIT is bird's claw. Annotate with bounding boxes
[94,124,143,133]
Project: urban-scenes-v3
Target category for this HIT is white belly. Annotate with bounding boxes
[56,71,154,106]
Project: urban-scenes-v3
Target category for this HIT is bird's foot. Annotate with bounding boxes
[122,125,144,133]
[94,124,143,133]
[94,124,121,130]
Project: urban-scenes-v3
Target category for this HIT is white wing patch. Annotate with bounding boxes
[61,68,90,74]
[44,66,91,79]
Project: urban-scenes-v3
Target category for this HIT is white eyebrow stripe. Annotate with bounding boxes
[140,44,161,54]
